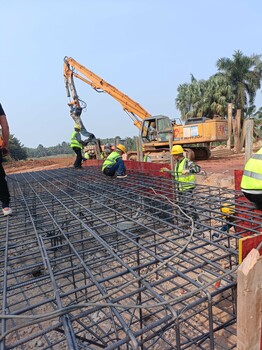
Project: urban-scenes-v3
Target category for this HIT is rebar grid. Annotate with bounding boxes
[0,166,261,350]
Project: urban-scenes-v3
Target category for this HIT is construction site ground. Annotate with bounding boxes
[4,148,246,190]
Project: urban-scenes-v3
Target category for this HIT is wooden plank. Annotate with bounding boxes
[238,233,262,264]
[237,248,262,349]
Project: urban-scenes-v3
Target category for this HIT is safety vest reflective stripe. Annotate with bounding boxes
[243,170,262,181]
[174,158,195,191]
[252,154,262,160]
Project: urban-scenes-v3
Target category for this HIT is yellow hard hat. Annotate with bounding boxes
[74,124,81,130]
[221,202,235,215]
[171,145,184,155]
[116,144,126,153]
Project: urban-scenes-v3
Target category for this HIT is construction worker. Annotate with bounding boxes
[161,145,201,223]
[0,103,12,216]
[143,154,152,162]
[212,203,235,240]
[240,147,262,210]
[89,149,96,159]
[101,144,113,160]
[148,121,157,141]
[70,124,84,169]
[102,144,127,178]
[83,150,90,160]
[161,145,201,189]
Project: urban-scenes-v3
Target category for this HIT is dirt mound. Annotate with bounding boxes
[5,157,75,174]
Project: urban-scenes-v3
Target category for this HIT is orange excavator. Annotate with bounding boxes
[63,57,228,161]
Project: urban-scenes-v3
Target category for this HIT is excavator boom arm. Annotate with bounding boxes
[64,57,151,128]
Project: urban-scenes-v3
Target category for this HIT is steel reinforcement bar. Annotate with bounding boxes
[0,166,261,350]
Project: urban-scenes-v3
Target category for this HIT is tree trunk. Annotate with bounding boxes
[239,119,247,150]
[233,109,241,153]
[135,136,143,162]
[245,118,254,163]
[169,132,174,171]
[227,103,233,149]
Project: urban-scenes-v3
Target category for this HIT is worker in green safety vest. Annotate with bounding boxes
[240,147,262,210]
[161,145,201,191]
[102,144,127,178]
[143,154,152,162]
[83,151,90,160]
[160,144,202,225]
[70,124,84,169]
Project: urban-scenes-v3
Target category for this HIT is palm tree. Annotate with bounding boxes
[176,74,233,119]
[205,74,234,117]
[176,75,208,120]
[216,50,262,117]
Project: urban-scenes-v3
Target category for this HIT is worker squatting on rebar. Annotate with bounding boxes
[160,144,202,223]
[102,144,127,178]
[0,103,12,216]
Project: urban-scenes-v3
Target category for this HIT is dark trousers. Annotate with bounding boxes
[73,147,83,168]
[221,222,234,232]
[0,152,10,208]
[103,159,126,177]
[243,192,262,210]
[177,189,199,222]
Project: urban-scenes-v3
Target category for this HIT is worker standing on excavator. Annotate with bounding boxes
[102,144,127,178]
[161,145,201,223]
[70,124,84,169]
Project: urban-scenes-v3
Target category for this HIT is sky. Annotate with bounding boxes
[1,0,262,148]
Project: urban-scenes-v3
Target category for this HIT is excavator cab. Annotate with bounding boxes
[141,116,173,143]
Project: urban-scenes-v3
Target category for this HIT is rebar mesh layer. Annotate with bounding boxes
[1,166,261,350]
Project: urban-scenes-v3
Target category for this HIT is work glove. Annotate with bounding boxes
[160,167,170,173]
[182,169,190,175]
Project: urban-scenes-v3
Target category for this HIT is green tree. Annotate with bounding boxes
[9,135,27,160]
[204,74,233,117]
[176,74,233,120]
[36,144,48,157]
[251,106,262,139]
[176,51,262,124]
[176,75,208,119]
[216,50,262,116]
